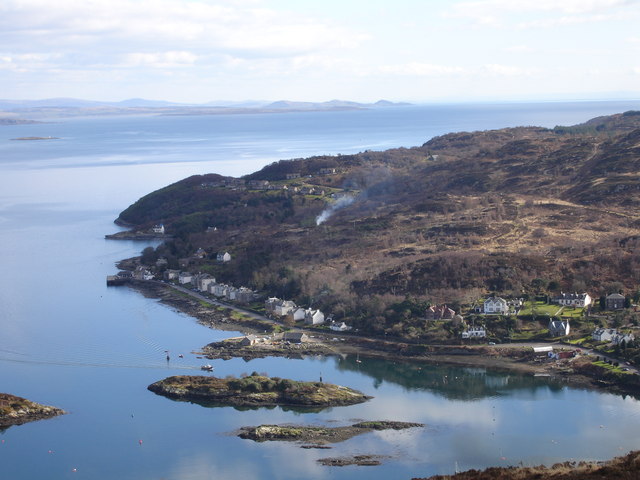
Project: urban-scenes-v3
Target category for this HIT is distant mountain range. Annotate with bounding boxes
[0,98,411,118]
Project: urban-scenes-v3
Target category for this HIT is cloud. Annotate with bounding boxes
[0,0,368,65]
[123,51,199,68]
[448,0,639,28]
[482,64,539,76]
[379,62,466,76]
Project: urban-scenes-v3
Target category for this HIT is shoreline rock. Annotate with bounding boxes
[0,393,65,429]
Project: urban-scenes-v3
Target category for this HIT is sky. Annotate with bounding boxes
[1,0,640,103]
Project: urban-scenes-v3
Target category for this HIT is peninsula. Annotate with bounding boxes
[0,393,65,428]
[148,373,371,408]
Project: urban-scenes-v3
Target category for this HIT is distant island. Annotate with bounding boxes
[10,136,58,141]
[0,393,65,428]
[148,373,371,408]
[0,98,411,121]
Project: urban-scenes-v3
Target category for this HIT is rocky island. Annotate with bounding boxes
[0,393,65,428]
[148,373,371,408]
[239,420,423,444]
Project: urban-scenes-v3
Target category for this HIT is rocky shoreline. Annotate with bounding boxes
[0,393,65,429]
[125,280,640,397]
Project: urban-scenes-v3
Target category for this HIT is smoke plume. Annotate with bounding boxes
[316,195,355,225]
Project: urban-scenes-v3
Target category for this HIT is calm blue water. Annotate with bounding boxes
[1,101,640,479]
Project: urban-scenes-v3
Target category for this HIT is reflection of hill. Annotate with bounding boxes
[335,356,564,401]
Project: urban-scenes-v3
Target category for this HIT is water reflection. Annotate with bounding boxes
[336,355,564,401]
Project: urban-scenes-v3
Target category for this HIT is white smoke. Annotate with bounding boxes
[316,195,355,225]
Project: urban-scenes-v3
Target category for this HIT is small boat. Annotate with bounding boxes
[200,364,214,371]
[178,354,184,358]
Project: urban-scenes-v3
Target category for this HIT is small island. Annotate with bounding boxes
[148,373,371,408]
[0,393,65,428]
[238,420,423,444]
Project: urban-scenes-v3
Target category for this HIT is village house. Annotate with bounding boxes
[330,322,352,332]
[163,269,180,281]
[152,224,165,234]
[282,332,308,344]
[264,297,281,312]
[483,296,509,315]
[605,293,626,310]
[425,305,456,321]
[197,274,216,292]
[552,292,592,308]
[247,179,270,190]
[462,326,486,338]
[240,335,258,346]
[304,309,325,325]
[217,252,231,263]
[234,287,257,304]
[318,167,337,175]
[613,332,635,345]
[134,266,154,280]
[155,257,168,268]
[275,300,297,317]
[193,248,207,259]
[592,328,617,342]
[210,284,231,298]
[178,272,193,285]
[548,319,570,337]
[285,173,301,179]
[286,307,307,323]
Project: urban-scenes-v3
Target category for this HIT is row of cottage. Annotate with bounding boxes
[263,297,352,332]
[167,270,259,304]
[480,292,627,315]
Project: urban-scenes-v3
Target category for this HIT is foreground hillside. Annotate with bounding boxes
[115,111,640,333]
[416,449,640,480]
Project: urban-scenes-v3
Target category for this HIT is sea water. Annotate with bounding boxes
[1,101,640,479]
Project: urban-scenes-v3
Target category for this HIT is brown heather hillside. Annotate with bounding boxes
[116,112,640,335]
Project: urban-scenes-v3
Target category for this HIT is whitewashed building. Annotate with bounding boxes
[553,292,592,308]
[304,309,325,325]
[462,326,486,338]
[178,272,193,284]
[548,319,570,337]
[483,296,509,315]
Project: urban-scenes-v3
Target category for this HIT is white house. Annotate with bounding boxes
[211,284,230,297]
[163,269,180,281]
[178,272,193,284]
[613,332,635,345]
[275,300,297,317]
[553,292,592,308]
[197,274,215,292]
[152,224,165,234]
[265,297,281,312]
[304,309,325,325]
[548,319,570,337]
[592,328,617,342]
[483,296,509,315]
[330,322,352,332]
[287,307,306,322]
[462,326,486,338]
[217,252,231,263]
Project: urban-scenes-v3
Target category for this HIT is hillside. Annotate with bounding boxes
[114,112,640,334]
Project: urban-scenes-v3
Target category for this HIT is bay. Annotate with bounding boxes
[1,101,640,479]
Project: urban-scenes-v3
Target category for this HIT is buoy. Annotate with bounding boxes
[48,450,53,454]
[72,468,77,473]
[139,439,143,446]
